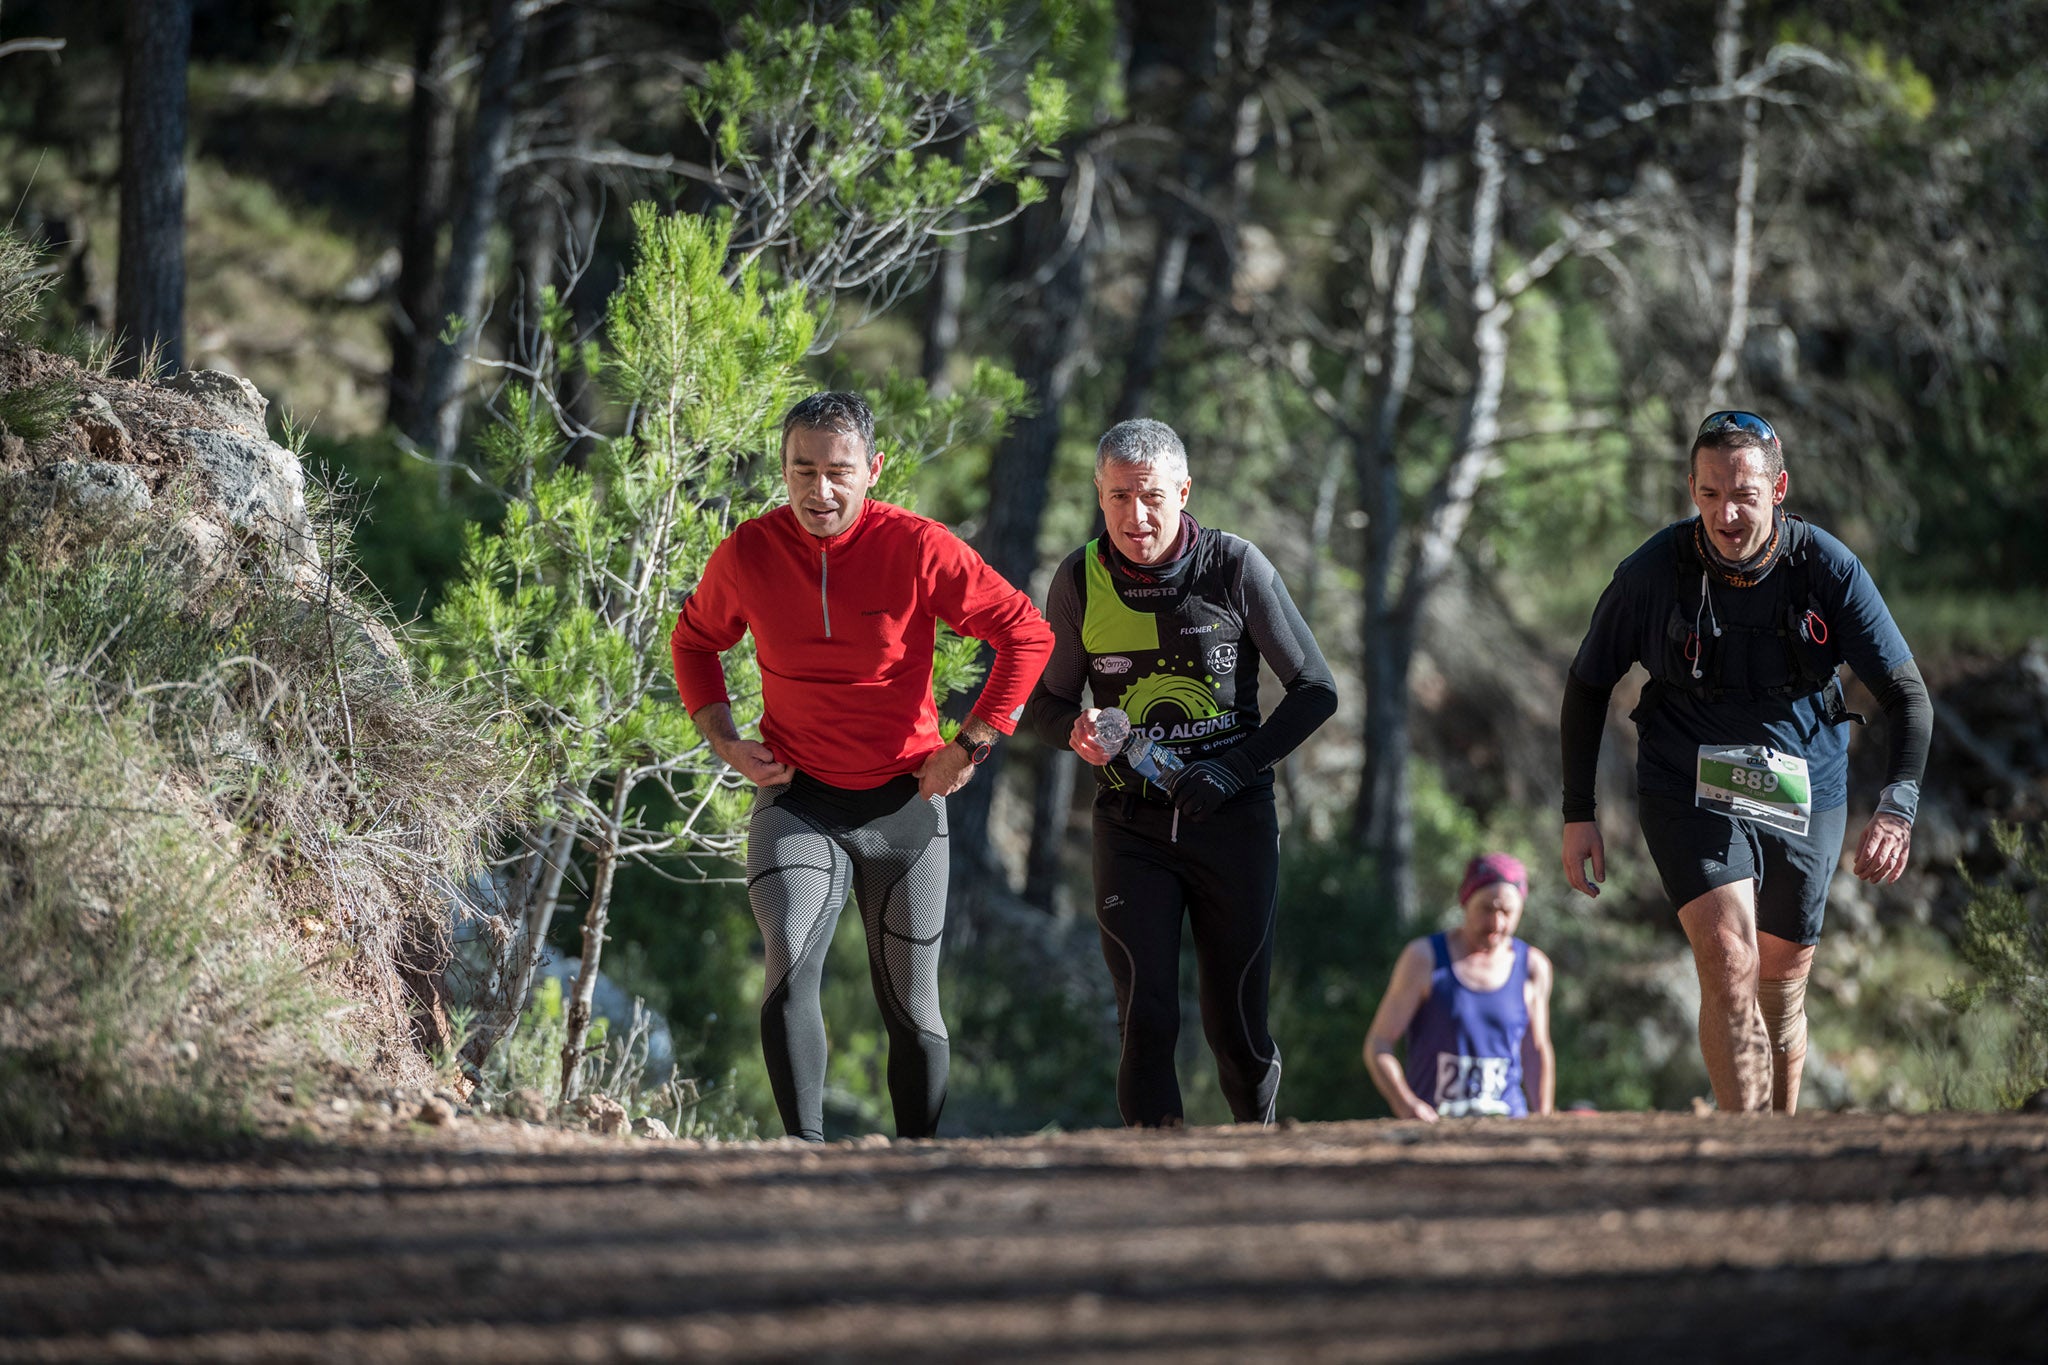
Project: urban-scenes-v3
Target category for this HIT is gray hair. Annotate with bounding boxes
[1094,418,1189,484]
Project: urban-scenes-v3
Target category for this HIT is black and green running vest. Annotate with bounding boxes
[1073,532,1263,801]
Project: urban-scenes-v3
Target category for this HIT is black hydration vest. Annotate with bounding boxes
[1646,516,1861,723]
[1072,534,1257,800]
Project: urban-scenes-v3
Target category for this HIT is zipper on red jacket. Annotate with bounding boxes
[819,548,831,637]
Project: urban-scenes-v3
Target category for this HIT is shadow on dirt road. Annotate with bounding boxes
[4,1112,2044,1361]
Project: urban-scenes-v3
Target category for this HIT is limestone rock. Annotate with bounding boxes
[417,1095,457,1126]
[5,460,151,530]
[507,1088,550,1123]
[167,513,234,593]
[631,1115,674,1141]
[576,1093,629,1136]
[73,393,132,461]
[164,369,269,437]
[169,426,318,568]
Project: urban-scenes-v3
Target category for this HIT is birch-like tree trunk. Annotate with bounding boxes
[1705,0,1760,411]
[1349,78,1445,916]
[920,227,968,398]
[1355,61,1511,924]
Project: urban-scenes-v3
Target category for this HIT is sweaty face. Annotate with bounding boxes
[1689,446,1787,562]
[1460,882,1524,953]
[1097,460,1191,566]
[783,426,881,539]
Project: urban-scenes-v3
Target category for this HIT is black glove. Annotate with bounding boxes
[1168,750,1261,821]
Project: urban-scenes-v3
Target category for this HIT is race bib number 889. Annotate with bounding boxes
[1695,745,1811,836]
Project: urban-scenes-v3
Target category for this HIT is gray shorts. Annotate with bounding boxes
[1638,793,1848,945]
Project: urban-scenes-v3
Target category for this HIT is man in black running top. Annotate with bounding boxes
[1561,409,1930,1114]
[1023,418,1337,1127]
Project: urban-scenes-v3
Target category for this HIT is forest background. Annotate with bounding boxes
[2,0,2045,1143]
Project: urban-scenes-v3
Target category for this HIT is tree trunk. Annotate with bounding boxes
[920,236,967,398]
[1705,0,1759,411]
[1347,85,1442,877]
[1372,63,1509,925]
[1112,219,1190,425]
[948,153,1100,903]
[511,171,563,366]
[412,0,530,466]
[462,813,577,1069]
[560,778,630,1107]
[1346,63,1516,927]
[115,0,191,378]
[1021,747,1074,908]
[1358,607,1419,918]
[386,0,461,432]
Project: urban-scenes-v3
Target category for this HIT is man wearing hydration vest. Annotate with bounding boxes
[1022,418,1337,1127]
[1559,410,1932,1113]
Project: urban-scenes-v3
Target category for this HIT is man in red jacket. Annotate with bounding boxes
[671,391,1053,1141]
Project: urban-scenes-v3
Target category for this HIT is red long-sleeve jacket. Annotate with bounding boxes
[671,500,1053,789]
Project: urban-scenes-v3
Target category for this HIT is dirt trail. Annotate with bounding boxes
[4,1112,2045,1362]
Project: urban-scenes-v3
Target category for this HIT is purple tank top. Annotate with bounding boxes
[1402,933,1530,1118]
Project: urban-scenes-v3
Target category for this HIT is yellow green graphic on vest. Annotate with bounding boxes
[1120,672,1237,742]
[1080,540,1160,654]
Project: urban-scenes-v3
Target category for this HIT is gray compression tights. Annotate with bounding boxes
[746,786,950,1141]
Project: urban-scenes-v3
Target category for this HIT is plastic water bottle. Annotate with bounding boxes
[1093,707,1184,786]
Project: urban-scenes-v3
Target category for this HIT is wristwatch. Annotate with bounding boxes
[954,731,993,765]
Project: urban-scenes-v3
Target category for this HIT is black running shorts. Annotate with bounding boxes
[1638,793,1848,945]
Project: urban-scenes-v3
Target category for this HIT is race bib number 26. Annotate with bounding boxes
[1695,745,1811,837]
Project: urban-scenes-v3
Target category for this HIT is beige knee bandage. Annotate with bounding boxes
[1756,974,1809,1057]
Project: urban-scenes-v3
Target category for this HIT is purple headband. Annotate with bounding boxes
[1458,853,1527,907]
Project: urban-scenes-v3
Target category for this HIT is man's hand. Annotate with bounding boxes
[1852,811,1912,885]
[916,741,977,800]
[1169,751,1258,821]
[710,734,790,787]
[1069,709,1114,766]
[1562,820,1605,898]
[1401,1099,1441,1123]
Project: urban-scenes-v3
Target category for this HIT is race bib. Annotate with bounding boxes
[1434,1054,1513,1118]
[1695,745,1811,836]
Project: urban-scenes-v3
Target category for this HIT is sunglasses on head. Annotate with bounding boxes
[1695,410,1779,447]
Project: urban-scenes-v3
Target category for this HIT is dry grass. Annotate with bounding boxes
[0,456,533,1150]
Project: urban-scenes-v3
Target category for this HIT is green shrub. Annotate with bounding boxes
[0,227,52,338]
[473,976,759,1140]
[1941,822,2048,1107]
[0,371,76,440]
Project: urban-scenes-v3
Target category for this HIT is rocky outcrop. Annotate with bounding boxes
[171,425,319,571]
[3,363,323,585]
[163,369,269,437]
[3,459,151,530]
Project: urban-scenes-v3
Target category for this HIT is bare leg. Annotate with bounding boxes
[1677,884,1771,1113]
[1757,934,1816,1114]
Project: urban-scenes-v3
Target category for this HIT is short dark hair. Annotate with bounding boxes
[1688,409,1784,481]
[780,391,876,462]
